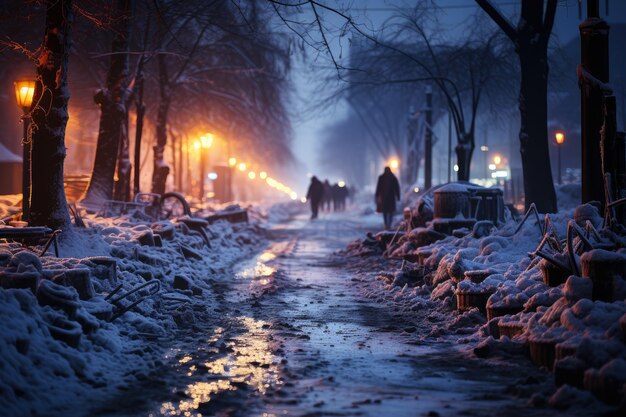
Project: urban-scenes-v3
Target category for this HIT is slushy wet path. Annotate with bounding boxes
[93,211,573,417]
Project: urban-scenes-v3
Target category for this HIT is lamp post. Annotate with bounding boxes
[197,134,213,203]
[14,79,36,222]
[555,130,565,185]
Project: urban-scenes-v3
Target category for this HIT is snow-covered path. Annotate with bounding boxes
[92,211,575,417]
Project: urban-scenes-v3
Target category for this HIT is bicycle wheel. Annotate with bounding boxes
[159,192,191,220]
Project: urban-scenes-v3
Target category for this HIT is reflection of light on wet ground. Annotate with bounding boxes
[237,251,276,282]
[158,317,280,416]
[258,252,276,262]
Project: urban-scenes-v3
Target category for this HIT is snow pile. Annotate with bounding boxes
[0,204,271,415]
[345,193,626,410]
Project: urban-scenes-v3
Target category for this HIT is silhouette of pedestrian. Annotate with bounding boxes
[322,180,332,212]
[306,176,324,219]
[332,183,341,212]
[375,167,400,229]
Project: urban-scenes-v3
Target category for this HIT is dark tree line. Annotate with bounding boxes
[1,0,296,227]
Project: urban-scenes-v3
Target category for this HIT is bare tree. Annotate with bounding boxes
[29,0,73,229]
[476,0,558,213]
[81,0,132,207]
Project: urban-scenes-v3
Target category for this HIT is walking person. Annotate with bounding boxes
[375,167,401,230]
[322,180,332,212]
[306,176,324,219]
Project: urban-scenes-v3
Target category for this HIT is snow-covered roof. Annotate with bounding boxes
[0,143,21,163]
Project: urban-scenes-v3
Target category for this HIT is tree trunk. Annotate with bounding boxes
[82,0,132,207]
[455,133,474,182]
[518,42,557,213]
[29,0,72,230]
[132,63,146,198]
[151,51,171,195]
[113,115,131,201]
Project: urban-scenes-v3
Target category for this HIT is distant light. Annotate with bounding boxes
[480,145,489,152]
[207,172,218,180]
[200,133,213,148]
[206,191,215,198]
[389,158,400,170]
[338,181,346,187]
[555,131,565,145]
[413,187,420,193]
[238,163,247,172]
[300,197,307,203]
[453,164,459,172]
[259,171,267,179]
[491,170,508,178]
[248,171,256,180]
[493,155,502,165]
[228,157,237,167]
[193,140,201,151]
[488,164,497,171]
[290,191,298,200]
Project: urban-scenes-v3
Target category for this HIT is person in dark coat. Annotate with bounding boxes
[375,167,401,229]
[306,176,324,219]
[322,180,332,212]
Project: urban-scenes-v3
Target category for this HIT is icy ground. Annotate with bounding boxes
[86,211,596,417]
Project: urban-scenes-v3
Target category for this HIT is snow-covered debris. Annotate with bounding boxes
[344,188,626,409]
[0,200,286,415]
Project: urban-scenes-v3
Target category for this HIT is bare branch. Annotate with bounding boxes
[475,0,517,42]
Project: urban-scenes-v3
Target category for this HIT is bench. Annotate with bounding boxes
[0,226,60,257]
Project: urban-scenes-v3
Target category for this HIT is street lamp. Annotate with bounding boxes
[555,130,565,185]
[14,79,36,222]
[198,133,213,203]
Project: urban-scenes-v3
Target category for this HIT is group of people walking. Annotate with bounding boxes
[305,177,351,219]
[306,167,400,229]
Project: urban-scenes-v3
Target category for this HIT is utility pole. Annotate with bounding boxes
[424,85,433,190]
[580,0,610,207]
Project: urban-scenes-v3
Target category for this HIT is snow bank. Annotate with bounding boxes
[0,201,276,414]
[345,194,626,409]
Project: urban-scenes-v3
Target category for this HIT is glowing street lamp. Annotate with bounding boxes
[248,171,256,180]
[228,157,237,167]
[14,79,36,221]
[555,130,565,184]
[238,162,247,172]
[259,171,267,180]
[493,155,502,166]
[198,133,214,203]
[389,158,400,170]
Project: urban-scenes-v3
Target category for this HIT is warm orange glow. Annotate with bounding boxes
[259,171,267,179]
[200,133,214,148]
[493,155,502,165]
[248,171,256,179]
[389,158,400,170]
[555,131,565,145]
[238,163,247,172]
[14,80,36,109]
[193,140,201,151]
[228,157,237,167]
